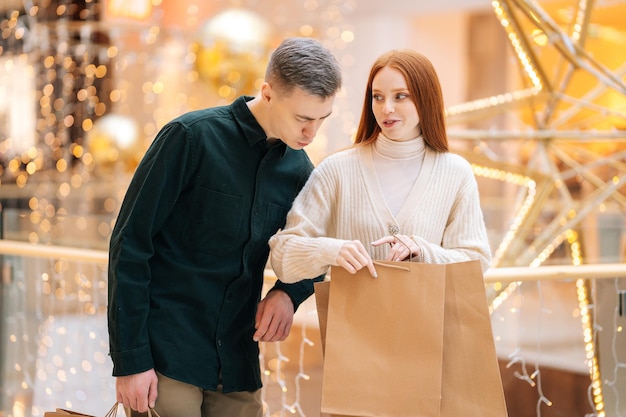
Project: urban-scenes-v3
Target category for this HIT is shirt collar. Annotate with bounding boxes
[231,95,288,156]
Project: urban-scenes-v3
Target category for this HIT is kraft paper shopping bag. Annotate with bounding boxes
[439,261,508,417]
[314,280,330,355]
[321,261,447,417]
[316,260,508,417]
[44,403,163,417]
[44,410,97,417]
[44,403,115,417]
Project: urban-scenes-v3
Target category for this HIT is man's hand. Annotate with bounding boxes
[116,369,158,413]
[253,290,295,342]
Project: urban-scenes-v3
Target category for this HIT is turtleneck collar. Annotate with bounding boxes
[372,133,425,160]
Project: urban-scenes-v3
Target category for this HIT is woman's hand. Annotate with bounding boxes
[336,240,378,278]
[371,234,420,262]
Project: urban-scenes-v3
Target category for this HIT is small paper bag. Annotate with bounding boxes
[44,410,97,417]
[44,403,117,417]
[44,404,162,417]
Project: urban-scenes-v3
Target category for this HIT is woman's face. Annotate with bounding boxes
[371,66,421,142]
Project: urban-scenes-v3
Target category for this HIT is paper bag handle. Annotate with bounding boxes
[373,261,410,271]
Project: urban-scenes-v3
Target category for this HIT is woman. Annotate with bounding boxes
[269,49,491,282]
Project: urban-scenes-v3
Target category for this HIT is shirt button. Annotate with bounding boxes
[217,340,222,347]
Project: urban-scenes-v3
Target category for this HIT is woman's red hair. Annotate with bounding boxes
[353,49,448,152]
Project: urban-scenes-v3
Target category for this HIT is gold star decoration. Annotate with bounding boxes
[445,2,626,415]
[446,0,626,268]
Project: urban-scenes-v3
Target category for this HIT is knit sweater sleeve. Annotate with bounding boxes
[269,159,348,283]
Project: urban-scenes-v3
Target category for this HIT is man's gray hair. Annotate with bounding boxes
[266,37,342,98]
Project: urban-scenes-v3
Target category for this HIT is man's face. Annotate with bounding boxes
[266,86,335,150]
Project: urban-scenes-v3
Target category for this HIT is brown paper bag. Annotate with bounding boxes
[44,410,97,417]
[44,403,116,417]
[320,261,447,417]
[314,280,331,355]
[439,261,507,417]
[316,260,508,417]
[45,404,162,417]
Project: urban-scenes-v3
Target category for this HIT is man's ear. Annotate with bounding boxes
[260,82,272,104]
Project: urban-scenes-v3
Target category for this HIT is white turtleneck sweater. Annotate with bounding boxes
[372,133,425,216]
[269,137,492,282]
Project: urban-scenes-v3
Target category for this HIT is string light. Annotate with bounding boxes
[446,87,540,118]
[577,277,604,416]
[491,0,544,90]
[571,0,590,43]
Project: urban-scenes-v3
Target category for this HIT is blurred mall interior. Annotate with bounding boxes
[0,0,625,416]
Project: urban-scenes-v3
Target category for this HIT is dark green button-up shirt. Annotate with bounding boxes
[108,96,320,392]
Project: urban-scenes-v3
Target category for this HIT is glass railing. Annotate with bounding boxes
[0,238,323,417]
[1,208,626,417]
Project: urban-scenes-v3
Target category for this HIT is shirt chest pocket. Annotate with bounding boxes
[262,201,290,236]
[182,187,245,256]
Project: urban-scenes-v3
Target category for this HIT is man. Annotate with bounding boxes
[107,37,342,417]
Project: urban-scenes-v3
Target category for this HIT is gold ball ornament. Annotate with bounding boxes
[194,9,272,98]
[87,114,142,173]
